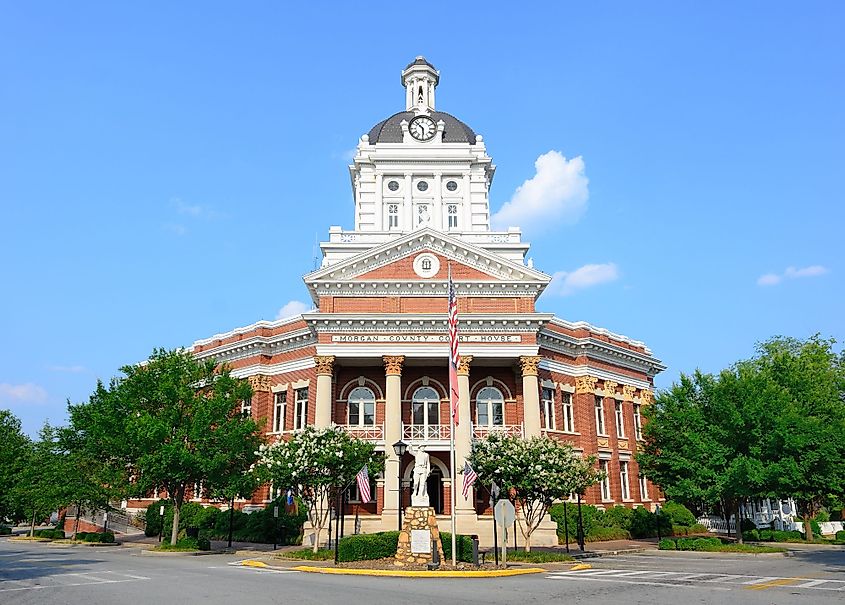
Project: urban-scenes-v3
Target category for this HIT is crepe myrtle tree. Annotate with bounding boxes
[468,434,601,551]
[257,426,384,553]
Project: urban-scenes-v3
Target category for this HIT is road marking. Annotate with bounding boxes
[796,579,827,588]
[547,575,732,591]
[745,578,800,591]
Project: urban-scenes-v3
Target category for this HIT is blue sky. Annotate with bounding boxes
[2,2,842,436]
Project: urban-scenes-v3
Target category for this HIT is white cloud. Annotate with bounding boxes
[757,265,829,286]
[47,365,87,373]
[548,263,620,296]
[276,300,311,319]
[0,382,48,405]
[491,150,589,231]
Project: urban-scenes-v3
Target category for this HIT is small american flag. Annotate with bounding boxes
[448,265,461,425]
[356,465,371,504]
[461,461,478,499]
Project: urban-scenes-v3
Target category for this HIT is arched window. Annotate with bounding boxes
[476,386,504,427]
[348,386,375,426]
[412,386,440,427]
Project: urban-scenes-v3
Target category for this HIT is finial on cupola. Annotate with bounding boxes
[401,56,440,112]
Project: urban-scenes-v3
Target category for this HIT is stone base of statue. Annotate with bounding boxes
[394,507,444,567]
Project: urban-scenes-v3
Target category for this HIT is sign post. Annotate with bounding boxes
[273,505,279,551]
[494,499,515,567]
[490,483,500,566]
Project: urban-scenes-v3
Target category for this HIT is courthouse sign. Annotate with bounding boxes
[331,334,522,343]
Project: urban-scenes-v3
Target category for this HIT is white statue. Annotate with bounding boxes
[409,444,431,507]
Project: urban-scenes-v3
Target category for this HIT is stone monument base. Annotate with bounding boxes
[394,507,444,567]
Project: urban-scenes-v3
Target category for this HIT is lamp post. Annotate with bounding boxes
[158,505,164,542]
[576,493,585,551]
[655,504,662,542]
[393,440,407,531]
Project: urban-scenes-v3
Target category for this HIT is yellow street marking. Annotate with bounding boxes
[569,564,592,571]
[291,566,545,578]
[241,560,268,568]
[744,577,800,590]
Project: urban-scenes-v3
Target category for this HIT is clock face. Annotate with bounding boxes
[409,116,437,141]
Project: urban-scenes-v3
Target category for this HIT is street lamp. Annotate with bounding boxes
[655,504,662,542]
[393,440,407,531]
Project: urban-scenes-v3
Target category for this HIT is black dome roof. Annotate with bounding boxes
[367,111,477,144]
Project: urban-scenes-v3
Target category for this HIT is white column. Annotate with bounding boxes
[404,173,413,231]
[520,356,542,438]
[382,356,404,521]
[455,356,475,514]
[314,356,334,427]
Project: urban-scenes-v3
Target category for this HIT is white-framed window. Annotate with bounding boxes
[348,386,376,426]
[347,476,376,503]
[541,387,555,430]
[240,398,252,418]
[273,391,287,433]
[412,386,440,427]
[595,396,606,436]
[192,481,203,501]
[599,460,612,501]
[447,204,458,229]
[562,392,575,433]
[620,461,630,500]
[639,474,649,501]
[634,404,643,440]
[476,386,504,427]
[387,204,399,230]
[615,401,626,438]
[294,387,308,429]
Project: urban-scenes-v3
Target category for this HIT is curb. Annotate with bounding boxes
[570,548,649,559]
[290,565,546,578]
[139,548,226,557]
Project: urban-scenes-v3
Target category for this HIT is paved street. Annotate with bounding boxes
[1,538,843,604]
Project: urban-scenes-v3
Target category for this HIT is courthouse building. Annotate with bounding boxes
[133,58,665,545]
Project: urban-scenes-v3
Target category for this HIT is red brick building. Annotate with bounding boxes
[127,57,665,546]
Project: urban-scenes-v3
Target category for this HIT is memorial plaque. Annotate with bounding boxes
[410,529,430,554]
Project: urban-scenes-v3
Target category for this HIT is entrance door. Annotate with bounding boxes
[427,467,443,514]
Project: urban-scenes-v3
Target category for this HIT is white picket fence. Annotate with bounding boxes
[696,515,736,533]
[696,515,844,536]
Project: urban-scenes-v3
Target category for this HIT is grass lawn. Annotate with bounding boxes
[503,550,575,563]
[280,548,335,561]
[712,544,786,554]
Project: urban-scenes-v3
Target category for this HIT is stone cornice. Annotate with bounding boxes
[306,313,554,334]
[312,280,544,298]
[547,317,651,354]
[540,359,652,391]
[538,328,665,377]
[192,328,317,365]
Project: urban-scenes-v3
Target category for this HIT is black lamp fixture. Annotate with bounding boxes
[393,440,407,530]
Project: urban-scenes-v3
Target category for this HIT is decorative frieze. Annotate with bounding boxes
[603,380,618,397]
[575,375,598,394]
[313,355,335,376]
[640,389,653,405]
[457,355,473,376]
[622,385,637,401]
[383,355,405,376]
[519,355,541,377]
[247,375,271,393]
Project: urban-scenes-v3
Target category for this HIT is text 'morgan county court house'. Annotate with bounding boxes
[145,57,666,544]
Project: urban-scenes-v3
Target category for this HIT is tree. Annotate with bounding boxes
[753,336,845,540]
[0,410,30,522]
[11,424,67,536]
[68,349,265,545]
[257,425,384,553]
[468,434,601,551]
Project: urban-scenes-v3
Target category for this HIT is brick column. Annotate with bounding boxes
[313,356,335,427]
[520,356,542,438]
[382,355,404,521]
[455,355,475,514]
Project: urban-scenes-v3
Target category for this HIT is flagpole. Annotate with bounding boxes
[448,263,457,567]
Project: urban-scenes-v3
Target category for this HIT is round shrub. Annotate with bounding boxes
[337,531,400,562]
[99,532,115,543]
[601,506,633,531]
[197,536,211,551]
[835,530,845,542]
[658,538,676,550]
[661,502,696,527]
[692,537,721,550]
[629,507,657,538]
[742,529,760,541]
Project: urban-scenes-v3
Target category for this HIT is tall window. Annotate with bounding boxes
[541,387,555,430]
[639,474,649,500]
[615,401,626,438]
[599,460,611,501]
[348,386,375,426]
[294,387,308,430]
[387,204,399,229]
[634,404,643,440]
[594,396,606,435]
[620,461,630,500]
[273,391,287,433]
[447,204,458,229]
[412,386,440,426]
[240,398,252,418]
[562,392,575,433]
[476,386,504,427]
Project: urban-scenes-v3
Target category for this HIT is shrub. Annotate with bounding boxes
[742,529,760,541]
[600,506,633,531]
[337,531,400,562]
[815,510,830,523]
[0,526,11,536]
[195,506,220,530]
[676,538,696,550]
[144,500,172,537]
[99,531,115,543]
[197,536,211,551]
[549,503,601,543]
[441,532,474,563]
[585,526,631,542]
[740,518,757,533]
[179,502,206,529]
[691,537,721,551]
[658,538,676,550]
[75,532,88,540]
[835,530,845,542]
[662,502,696,527]
[629,507,657,538]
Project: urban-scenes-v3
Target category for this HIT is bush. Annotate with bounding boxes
[337,531,400,562]
[33,529,65,539]
[144,500,172,537]
[629,507,656,538]
[209,499,306,545]
[549,503,602,543]
[740,518,757,533]
[676,537,696,550]
[585,526,631,542]
[835,530,845,542]
[441,532,474,563]
[815,510,830,523]
[662,502,696,527]
[691,537,721,550]
[600,506,633,531]
[0,526,11,536]
[195,506,220,530]
[658,538,676,550]
[197,535,211,551]
[743,529,760,541]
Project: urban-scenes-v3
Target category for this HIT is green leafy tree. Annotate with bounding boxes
[0,410,30,522]
[468,434,601,551]
[258,426,384,553]
[11,424,68,536]
[68,349,265,545]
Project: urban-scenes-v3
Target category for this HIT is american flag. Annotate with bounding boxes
[355,465,371,504]
[461,461,478,499]
[448,265,461,425]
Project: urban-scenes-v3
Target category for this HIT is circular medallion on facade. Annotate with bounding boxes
[412,253,440,278]
[417,180,429,192]
[446,180,458,192]
[387,180,400,191]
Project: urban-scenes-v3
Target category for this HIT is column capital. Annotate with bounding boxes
[639,388,654,405]
[622,385,637,401]
[518,355,541,377]
[313,355,335,376]
[604,380,618,397]
[247,375,271,393]
[575,375,598,394]
[383,355,405,376]
[457,355,473,376]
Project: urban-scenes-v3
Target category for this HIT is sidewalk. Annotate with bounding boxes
[548,538,658,559]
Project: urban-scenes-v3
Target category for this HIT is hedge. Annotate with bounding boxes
[661,537,722,551]
[835,530,845,542]
[0,526,11,536]
[549,501,695,542]
[75,531,115,543]
[585,527,631,542]
[658,538,676,550]
[441,532,475,563]
[336,531,474,563]
[33,529,65,539]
